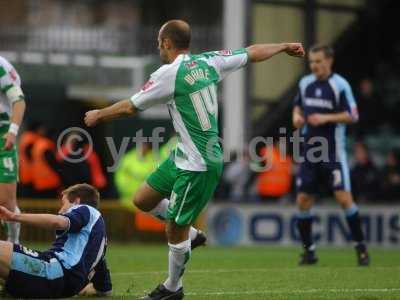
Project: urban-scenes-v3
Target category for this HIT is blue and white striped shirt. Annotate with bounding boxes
[46,204,109,296]
[294,72,358,158]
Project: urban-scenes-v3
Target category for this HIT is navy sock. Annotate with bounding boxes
[297,211,314,250]
[345,205,365,246]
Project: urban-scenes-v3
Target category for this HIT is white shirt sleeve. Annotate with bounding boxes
[0,61,24,103]
[130,65,176,111]
[205,48,249,82]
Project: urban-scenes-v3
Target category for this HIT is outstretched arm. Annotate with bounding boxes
[247,43,305,63]
[0,206,69,231]
[85,99,136,127]
[85,65,176,128]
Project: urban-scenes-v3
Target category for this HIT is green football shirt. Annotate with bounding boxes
[131,49,248,172]
[0,56,22,182]
[0,56,23,125]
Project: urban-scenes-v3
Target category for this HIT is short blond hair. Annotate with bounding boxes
[62,183,100,208]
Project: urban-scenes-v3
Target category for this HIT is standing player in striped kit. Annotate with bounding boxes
[0,56,26,244]
[293,44,369,266]
[85,19,304,299]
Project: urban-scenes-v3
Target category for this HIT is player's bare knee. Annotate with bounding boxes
[335,190,353,209]
[296,193,313,210]
[165,224,173,240]
[133,183,164,212]
[166,222,189,244]
[0,184,16,209]
[166,222,179,240]
[165,225,176,243]
[132,193,140,208]
[132,193,149,212]
[0,241,13,279]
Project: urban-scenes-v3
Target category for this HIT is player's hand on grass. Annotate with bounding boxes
[307,113,329,126]
[79,283,112,297]
[2,132,16,150]
[285,43,305,57]
[79,283,97,296]
[0,206,16,222]
[85,110,100,127]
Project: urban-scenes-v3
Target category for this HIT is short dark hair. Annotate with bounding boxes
[62,183,100,208]
[160,19,191,50]
[310,44,335,58]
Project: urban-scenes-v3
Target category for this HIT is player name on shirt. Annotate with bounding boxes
[184,68,211,86]
[304,98,334,109]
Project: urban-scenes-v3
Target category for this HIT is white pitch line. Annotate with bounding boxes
[112,266,400,277]
[123,288,400,298]
[185,288,400,296]
[113,268,271,276]
[186,288,400,296]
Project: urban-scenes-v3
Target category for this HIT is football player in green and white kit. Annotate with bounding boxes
[85,20,304,300]
[0,56,26,244]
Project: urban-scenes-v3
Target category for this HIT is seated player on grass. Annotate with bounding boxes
[0,183,112,298]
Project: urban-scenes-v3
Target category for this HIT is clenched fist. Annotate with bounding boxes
[84,110,100,127]
[284,43,305,57]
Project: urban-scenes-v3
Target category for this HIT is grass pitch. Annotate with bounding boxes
[3,244,400,299]
[90,244,399,300]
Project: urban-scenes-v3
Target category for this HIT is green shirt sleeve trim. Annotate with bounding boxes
[0,66,6,78]
[129,96,144,111]
[1,84,13,93]
[12,95,25,103]
[240,48,250,64]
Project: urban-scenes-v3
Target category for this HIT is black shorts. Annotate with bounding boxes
[296,158,351,194]
[5,244,65,298]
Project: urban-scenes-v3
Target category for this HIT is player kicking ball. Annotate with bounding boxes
[292,44,369,266]
[0,183,112,298]
[85,19,304,300]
